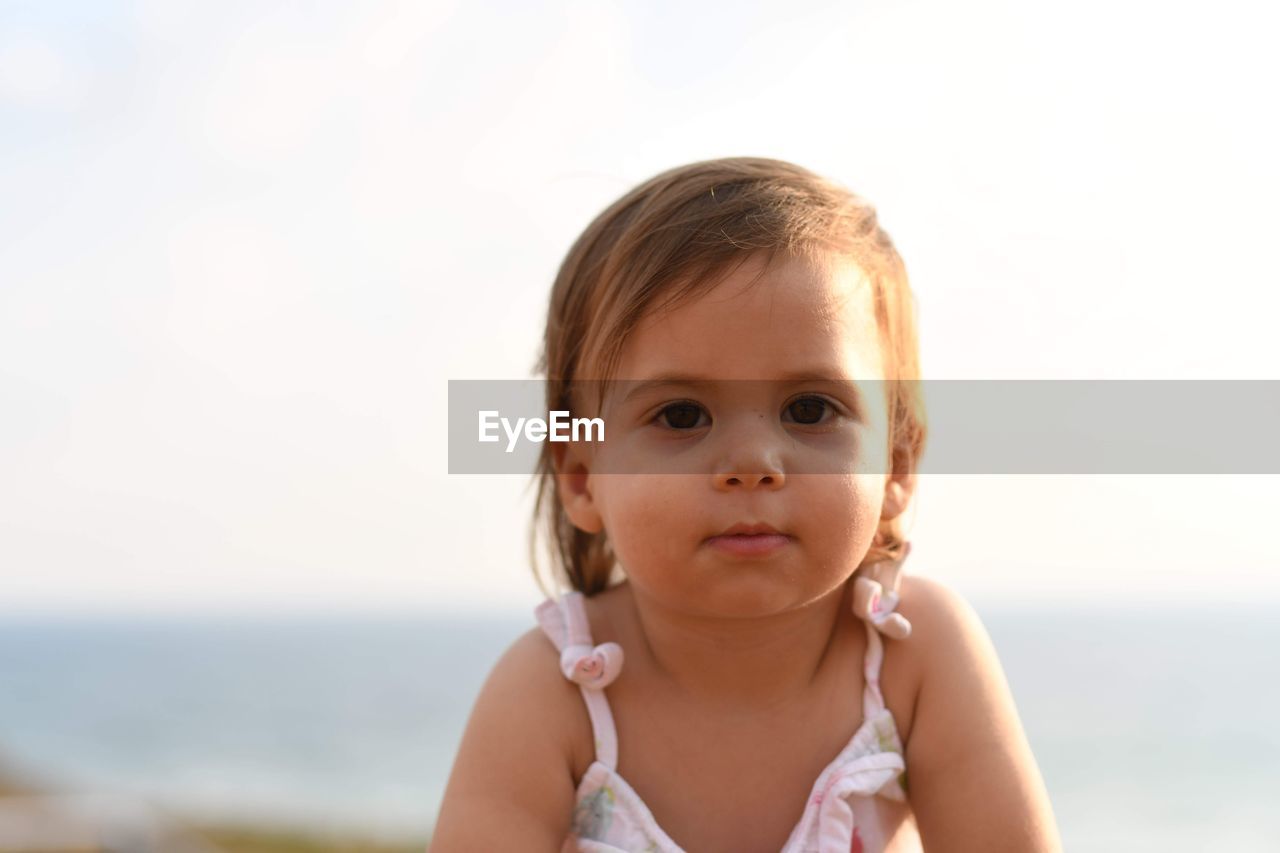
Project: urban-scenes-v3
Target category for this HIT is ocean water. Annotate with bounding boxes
[1,604,1278,850]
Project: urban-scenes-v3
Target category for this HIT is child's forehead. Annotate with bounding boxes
[614,251,883,381]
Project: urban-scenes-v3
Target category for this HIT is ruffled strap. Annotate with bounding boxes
[813,751,909,851]
[782,748,907,853]
[851,542,913,641]
[851,543,913,721]
[534,591,623,769]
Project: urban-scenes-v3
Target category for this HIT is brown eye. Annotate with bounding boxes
[658,402,707,430]
[786,396,829,425]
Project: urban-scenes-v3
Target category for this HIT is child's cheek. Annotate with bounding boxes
[606,476,695,562]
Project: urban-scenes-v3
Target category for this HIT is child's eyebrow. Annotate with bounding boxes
[617,374,713,406]
[617,369,862,406]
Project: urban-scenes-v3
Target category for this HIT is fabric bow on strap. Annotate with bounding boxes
[536,592,626,691]
[535,591,625,768]
[560,642,624,689]
[851,542,913,640]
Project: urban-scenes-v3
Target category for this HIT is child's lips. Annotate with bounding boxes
[704,531,793,557]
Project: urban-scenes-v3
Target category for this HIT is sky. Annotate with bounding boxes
[1,0,1278,616]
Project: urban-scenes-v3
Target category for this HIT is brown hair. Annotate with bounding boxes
[529,157,927,597]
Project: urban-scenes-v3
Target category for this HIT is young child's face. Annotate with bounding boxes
[561,250,904,618]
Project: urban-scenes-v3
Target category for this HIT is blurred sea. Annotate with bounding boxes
[1,604,1278,850]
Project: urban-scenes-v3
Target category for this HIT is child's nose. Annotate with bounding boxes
[711,425,787,490]
[713,468,786,490]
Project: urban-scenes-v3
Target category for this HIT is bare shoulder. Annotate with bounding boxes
[892,575,1062,852]
[873,575,976,741]
[474,625,596,780]
[428,625,591,852]
[895,574,980,638]
[893,574,1008,758]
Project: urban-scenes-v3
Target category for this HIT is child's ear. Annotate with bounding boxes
[553,441,604,534]
[880,470,916,522]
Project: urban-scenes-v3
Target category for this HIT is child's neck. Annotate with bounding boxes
[619,577,855,716]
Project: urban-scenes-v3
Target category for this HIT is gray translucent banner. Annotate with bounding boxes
[447,380,1280,474]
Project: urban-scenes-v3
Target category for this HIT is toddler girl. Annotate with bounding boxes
[430,158,1061,852]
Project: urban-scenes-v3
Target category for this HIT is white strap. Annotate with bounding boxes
[534,592,622,769]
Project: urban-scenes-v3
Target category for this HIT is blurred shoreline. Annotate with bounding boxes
[0,760,427,853]
[3,607,1277,850]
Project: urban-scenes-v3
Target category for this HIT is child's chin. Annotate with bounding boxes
[691,573,830,618]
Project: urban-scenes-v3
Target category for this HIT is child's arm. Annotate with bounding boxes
[897,576,1063,852]
[428,628,579,852]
